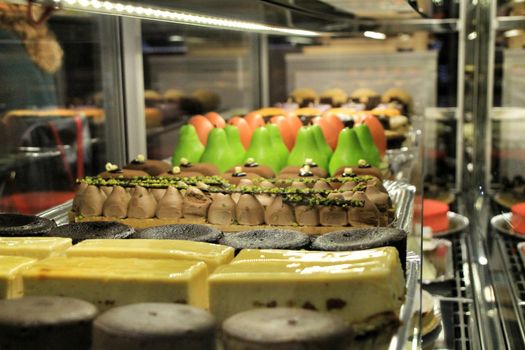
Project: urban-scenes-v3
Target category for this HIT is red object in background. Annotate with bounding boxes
[311,116,338,150]
[244,112,265,130]
[422,199,450,233]
[0,191,75,215]
[204,112,225,128]
[285,113,302,139]
[270,116,294,151]
[189,115,214,145]
[321,112,344,135]
[228,117,253,149]
[512,202,525,234]
[354,113,387,156]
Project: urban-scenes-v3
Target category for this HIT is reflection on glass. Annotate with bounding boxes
[0,3,106,213]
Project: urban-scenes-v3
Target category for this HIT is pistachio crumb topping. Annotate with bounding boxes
[196,181,209,190]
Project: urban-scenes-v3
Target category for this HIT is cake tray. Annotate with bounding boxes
[491,213,525,240]
[432,212,469,237]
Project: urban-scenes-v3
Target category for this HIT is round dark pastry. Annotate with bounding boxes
[44,221,135,244]
[311,227,407,270]
[0,296,97,350]
[222,169,261,186]
[0,213,56,237]
[222,308,352,350]
[135,224,222,243]
[92,303,216,350]
[124,159,171,176]
[219,229,310,250]
[227,161,275,179]
[279,165,327,178]
[333,165,382,179]
[179,162,220,176]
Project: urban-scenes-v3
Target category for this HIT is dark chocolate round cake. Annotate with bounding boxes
[0,213,56,237]
[311,227,407,265]
[92,303,216,350]
[45,221,134,243]
[222,308,352,350]
[219,229,310,250]
[0,296,97,350]
[135,224,222,243]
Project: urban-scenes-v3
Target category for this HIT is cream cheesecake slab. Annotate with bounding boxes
[209,247,405,334]
[66,239,233,272]
[0,256,37,299]
[232,247,397,265]
[22,257,208,311]
[0,237,72,259]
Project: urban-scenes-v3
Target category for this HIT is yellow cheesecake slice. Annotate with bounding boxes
[232,247,396,264]
[22,257,208,311]
[0,237,72,259]
[66,239,233,272]
[0,256,37,299]
[209,247,405,334]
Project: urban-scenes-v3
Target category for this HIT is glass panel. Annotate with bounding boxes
[141,20,259,160]
[0,3,110,214]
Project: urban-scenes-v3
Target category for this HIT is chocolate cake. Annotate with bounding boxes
[0,213,56,237]
[219,229,310,250]
[135,224,223,243]
[311,227,407,268]
[92,303,216,350]
[222,308,352,350]
[0,296,97,350]
[45,221,135,243]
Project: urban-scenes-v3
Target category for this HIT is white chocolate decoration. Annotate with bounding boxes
[172,166,181,174]
[105,162,119,172]
[358,159,367,167]
[134,154,145,163]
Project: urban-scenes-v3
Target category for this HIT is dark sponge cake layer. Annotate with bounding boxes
[93,303,216,350]
[222,308,352,350]
[311,227,407,269]
[0,296,97,350]
[45,221,134,243]
[220,229,310,250]
[135,224,223,243]
[0,213,56,237]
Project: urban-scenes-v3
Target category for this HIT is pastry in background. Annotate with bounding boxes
[289,88,317,107]
[144,90,162,107]
[320,88,348,107]
[192,89,221,113]
[381,87,413,115]
[163,89,184,103]
[350,88,380,109]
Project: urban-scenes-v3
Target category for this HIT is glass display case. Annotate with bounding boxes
[4,0,524,349]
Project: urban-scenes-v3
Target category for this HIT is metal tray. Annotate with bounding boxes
[491,213,525,240]
[432,212,469,237]
[383,180,416,233]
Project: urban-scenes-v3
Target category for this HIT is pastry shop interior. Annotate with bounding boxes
[0,0,524,349]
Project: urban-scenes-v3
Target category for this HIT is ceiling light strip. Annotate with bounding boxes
[50,0,320,36]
